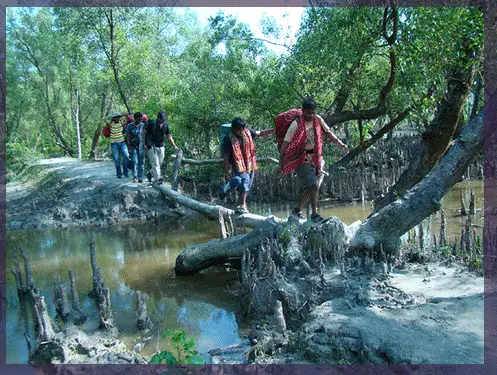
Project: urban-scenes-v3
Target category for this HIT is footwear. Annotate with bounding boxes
[132,176,137,183]
[157,179,163,185]
[236,206,249,214]
[138,180,143,183]
[124,174,129,178]
[117,175,122,179]
[291,208,304,219]
[147,171,152,184]
[310,213,325,223]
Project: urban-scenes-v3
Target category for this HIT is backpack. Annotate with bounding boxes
[102,124,111,138]
[220,123,232,158]
[274,108,302,152]
[128,123,143,148]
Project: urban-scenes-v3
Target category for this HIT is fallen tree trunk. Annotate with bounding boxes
[168,154,278,166]
[154,183,283,228]
[175,217,349,276]
[175,220,279,276]
[349,110,484,254]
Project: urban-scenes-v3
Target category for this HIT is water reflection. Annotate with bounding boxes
[249,180,483,241]
[6,217,243,364]
[6,180,483,363]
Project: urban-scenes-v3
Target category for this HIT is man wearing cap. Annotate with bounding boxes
[144,110,180,185]
[106,112,130,179]
[219,117,274,214]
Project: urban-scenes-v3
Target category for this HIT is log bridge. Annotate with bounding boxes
[156,107,484,276]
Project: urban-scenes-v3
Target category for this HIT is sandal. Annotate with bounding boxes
[310,213,325,223]
[291,208,304,220]
[236,206,249,214]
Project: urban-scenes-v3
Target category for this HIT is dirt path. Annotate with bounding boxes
[6,157,187,231]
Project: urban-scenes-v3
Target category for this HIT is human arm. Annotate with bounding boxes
[167,133,180,152]
[316,115,348,152]
[254,128,275,137]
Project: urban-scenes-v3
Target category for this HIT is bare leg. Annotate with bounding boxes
[310,185,319,214]
[239,191,247,208]
[298,186,315,211]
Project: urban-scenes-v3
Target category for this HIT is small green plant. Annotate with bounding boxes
[338,359,346,365]
[149,329,205,365]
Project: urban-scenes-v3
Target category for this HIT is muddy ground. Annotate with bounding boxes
[250,262,483,364]
[5,158,484,365]
[6,157,195,231]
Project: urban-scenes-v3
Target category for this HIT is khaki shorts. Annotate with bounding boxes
[296,163,318,189]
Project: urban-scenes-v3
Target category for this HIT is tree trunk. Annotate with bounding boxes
[171,149,183,191]
[154,183,284,227]
[74,88,82,160]
[350,110,483,255]
[167,154,278,166]
[175,217,348,276]
[373,44,479,212]
[90,84,110,159]
[106,9,131,114]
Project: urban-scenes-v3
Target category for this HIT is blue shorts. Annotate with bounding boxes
[229,171,254,193]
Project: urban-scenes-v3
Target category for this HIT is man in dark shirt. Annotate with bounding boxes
[144,111,180,185]
[220,117,274,214]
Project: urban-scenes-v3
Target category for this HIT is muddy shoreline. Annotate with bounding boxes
[6,158,484,365]
[6,157,199,231]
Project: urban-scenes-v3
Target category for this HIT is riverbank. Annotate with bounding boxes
[5,157,484,365]
[6,157,196,231]
[250,261,483,364]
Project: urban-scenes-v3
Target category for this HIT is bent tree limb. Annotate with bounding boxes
[373,41,480,212]
[322,7,398,127]
[349,110,483,255]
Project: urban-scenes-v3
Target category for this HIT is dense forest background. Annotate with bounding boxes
[6,6,484,182]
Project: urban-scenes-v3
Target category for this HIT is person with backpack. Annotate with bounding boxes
[278,98,348,222]
[144,110,180,185]
[219,117,274,214]
[126,112,146,183]
[103,112,130,179]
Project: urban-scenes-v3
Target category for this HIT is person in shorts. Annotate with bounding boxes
[220,117,274,214]
[279,98,348,222]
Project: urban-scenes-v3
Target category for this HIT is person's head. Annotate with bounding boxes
[157,111,167,124]
[231,117,246,136]
[134,112,142,125]
[142,114,148,123]
[111,112,122,123]
[126,114,134,124]
[302,98,317,121]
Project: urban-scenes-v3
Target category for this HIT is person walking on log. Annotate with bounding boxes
[279,98,349,222]
[144,111,180,185]
[219,117,274,214]
[105,112,130,180]
[126,112,146,183]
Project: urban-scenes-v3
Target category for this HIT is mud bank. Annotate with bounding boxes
[6,157,197,231]
[248,261,483,364]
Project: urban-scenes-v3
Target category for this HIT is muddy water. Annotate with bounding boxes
[5,218,246,364]
[5,180,483,364]
[250,180,484,241]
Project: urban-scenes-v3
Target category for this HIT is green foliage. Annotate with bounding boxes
[148,329,205,365]
[6,6,483,171]
[6,142,41,181]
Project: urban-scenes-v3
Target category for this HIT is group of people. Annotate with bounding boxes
[104,110,179,184]
[219,98,348,222]
[104,98,348,222]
